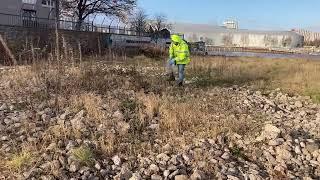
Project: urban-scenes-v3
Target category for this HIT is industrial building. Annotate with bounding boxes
[0,0,58,27]
[0,0,58,19]
[293,29,320,43]
[172,22,304,48]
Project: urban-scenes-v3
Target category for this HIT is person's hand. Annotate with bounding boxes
[172,58,176,65]
[169,58,176,65]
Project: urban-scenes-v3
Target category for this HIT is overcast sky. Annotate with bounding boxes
[138,0,320,31]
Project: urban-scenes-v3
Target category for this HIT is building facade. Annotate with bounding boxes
[0,0,58,26]
[293,29,320,43]
[223,19,239,30]
[172,23,304,48]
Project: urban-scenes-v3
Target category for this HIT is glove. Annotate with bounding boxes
[169,58,176,65]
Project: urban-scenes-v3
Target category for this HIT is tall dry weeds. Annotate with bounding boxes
[69,93,104,121]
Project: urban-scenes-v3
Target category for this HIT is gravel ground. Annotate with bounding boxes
[0,63,319,179]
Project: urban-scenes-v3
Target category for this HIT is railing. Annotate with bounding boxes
[0,13,150,36]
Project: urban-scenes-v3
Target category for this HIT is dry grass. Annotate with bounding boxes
[71,146,94,166]
[0,148,36,178]
[69,93,104,121]
[189,56,320,102]
[158,95,261,140]
[136,92,161,119]
[160,99,204,135]
[46,123,81,141]
[97,131,116,156]
[6,151,33,171]
[189,56,273,87]
[2,54,320,174]
[131,86,262,148]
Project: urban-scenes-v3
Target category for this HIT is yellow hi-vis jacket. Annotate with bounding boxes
[169,35,191,65]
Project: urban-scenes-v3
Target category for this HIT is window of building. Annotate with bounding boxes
[22,9,36,19]
[42,0,55,7]
[22,9,37,27]
[22,0,37,4]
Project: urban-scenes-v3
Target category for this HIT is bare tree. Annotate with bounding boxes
[60,0,136,29]
[152,13,171,32]
[130,9,148,35]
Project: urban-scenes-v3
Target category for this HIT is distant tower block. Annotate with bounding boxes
[223,19,238,29]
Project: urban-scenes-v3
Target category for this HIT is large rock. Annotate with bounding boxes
[276,147,292,160]
[149,124,160,130]
[0,103,7,111]
[40,175,55,180]
[182,153,193,164]
[69,162,80,172]
[227,175,240,180]
[268,138,284,146]
[60,109,72,120]
[51,160,61,170]
[221,152,230,160]
[149,164,160,173]
[294,101,303,108]
[256,124,281,141]
[70,110,86,130]
[113,110,124,120]
[94,162,101,170]
[294,146,302,154]
[163,170,170,177]
[151,174,163,180]
[129,173,142,180]
[156,153,170,163]
[40,162,52,170]
[116,166,133,180]
[1,136,9,141]
[3,118,12,125]
[190,169,206,180]
[112,155,121,166]
[74,109,85,118]
[305,143,319,153]
[175,175,189,180]
[116,121,130,135]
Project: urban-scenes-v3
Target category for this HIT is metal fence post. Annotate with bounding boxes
[92,21,94,32]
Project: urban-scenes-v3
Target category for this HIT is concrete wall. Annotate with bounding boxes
[0,25,107,64]
[109,34,151,47]
[107,34,170,48]
[0,25,170,64]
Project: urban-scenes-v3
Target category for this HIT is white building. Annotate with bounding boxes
[172,22,304,48]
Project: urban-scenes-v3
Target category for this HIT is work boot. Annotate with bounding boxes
[166,73,175,81]
[177,81,183,87]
